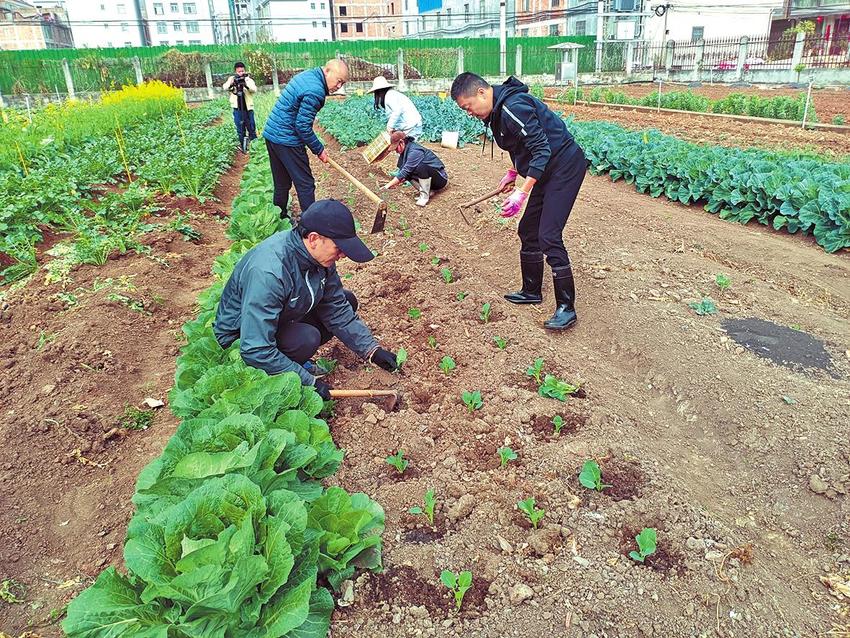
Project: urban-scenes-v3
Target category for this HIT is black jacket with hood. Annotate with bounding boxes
[487,76,577,181]
[213,229,378,385]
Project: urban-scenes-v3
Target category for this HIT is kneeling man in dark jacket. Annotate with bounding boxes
[213,199,399,399]
[381,132,448,207]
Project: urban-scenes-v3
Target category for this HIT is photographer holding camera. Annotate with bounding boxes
[222,61,258,152]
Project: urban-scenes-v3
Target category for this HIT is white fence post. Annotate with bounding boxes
[515,44,523,77]
[457,47,464,76]
[132,56,143,85]
[664,40,674,79]
[735,36,749,81]
[790,31,806,83]
[62,58,75,99]
[204,61,214,100]
[693,39,704,82]
[625,40,634,77]
[272,58,280,96]
[397,48,407,91]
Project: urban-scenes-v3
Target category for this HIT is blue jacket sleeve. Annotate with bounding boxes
[239,267,315,385]
[397,147,425,182]
[296,93,325,156]
[315,270,379,359]
[502,96,551,180]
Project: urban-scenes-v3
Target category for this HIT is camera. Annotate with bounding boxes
[231,74,248,96]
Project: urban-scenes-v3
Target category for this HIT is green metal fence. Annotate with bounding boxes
[0,36,595,95]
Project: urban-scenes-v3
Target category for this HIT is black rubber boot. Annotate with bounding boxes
[504,251,544,305]
[543,267,577,330]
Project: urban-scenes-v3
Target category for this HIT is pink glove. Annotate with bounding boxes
[498,168,518,193]
[501,189,528,218]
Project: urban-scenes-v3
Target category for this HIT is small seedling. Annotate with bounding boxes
[118,405,154,431]
[781,395,797,405]
[409,488,436,525]
[479,302,491,323]
[688,298,718,316]
[0,578,25,603]
[440,570,473,612]
[319,399,337,419]
[418,242,429,252]
[526,358,544,385]
[497,446,517,468]
[427,335,437,349]
[552,415,565,434]
[108,292,146,313]
[578,459,611,492]
[395,347,408,369]
[430,256,441,265]
[408,307,422,320]
[385,449,409,473]
[629,527,657,563]
[493,336,507,350]
[517,497,545,529]
[439,356,456,375]
[35,330,56,350]
[440,268,454,283]
[715,273,731,292]
[461,390,483,413]
[539,374,580,402]
[315,357,337,374]
[456,291,468,301]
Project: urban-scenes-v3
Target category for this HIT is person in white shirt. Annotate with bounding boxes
[368,76,423,141]
[222,61,258,151]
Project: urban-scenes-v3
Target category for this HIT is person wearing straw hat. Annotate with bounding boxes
[381,131,448,207]
[368,76,423,141]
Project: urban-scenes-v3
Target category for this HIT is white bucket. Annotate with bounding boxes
[440,131,459,149]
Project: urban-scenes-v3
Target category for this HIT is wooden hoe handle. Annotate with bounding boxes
[327,158,383,206]
[459,186,504,210]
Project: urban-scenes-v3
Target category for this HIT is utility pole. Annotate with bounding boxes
[498,0,507,72]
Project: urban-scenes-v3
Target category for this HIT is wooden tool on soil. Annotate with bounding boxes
[328,389,402,412]
[457,186,504,225]
[327,157,388,234]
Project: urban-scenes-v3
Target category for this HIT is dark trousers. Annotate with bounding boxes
[518,143,586,274]
[266,139,315,217]
[275,290,357,363]
[233,108,257,143]
[411,165,448,191]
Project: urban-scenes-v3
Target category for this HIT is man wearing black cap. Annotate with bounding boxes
[214,199,399,398]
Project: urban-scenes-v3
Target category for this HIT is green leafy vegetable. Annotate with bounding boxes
[385,450,409,473]
[461,390,483,413]
[578,460,611,492]
[538,374,580,401]
[409,488,436,526]
[688,298,718,316]
[440,570,473,612]
[497,446,517,468]
[439,356,456,375]
[517,497,545,529]
[479,302,491,323]
[629,528,657,563]
[526,358,544,385]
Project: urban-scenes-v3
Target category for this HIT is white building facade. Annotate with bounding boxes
[62,0,146,47]
[243,0,332,42]
[144,0,217,45]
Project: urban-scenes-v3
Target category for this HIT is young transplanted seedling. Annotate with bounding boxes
[440,570,473,612]
[427,335,437,349]
[526,358,545,385]
[479,302,491,323]
[462,390,483,413]
[578,459,611,492]
[552,415,565,435]
[418,242,429,252]
[539,374,580,402]
[385,449,409,473]
[440,268,454,284]
[408,307,422,320]
[629,527,657,563]
[315,357,337,375]
[456,291,468,301]
[715,273,731,292]
[497,446,517,468]
[688,298,718,316]
[493,336,507,350]
[439,356,456,375]
[517,497,545,529]
[395,347,408,370]
[409,488,436,525]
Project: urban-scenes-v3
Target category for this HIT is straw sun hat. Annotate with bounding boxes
[367,76,393,93]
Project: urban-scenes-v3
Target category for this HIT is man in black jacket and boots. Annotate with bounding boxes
[450,72,586,330]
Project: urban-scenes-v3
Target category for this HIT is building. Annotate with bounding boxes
[515,0,568,36]
[143,0,217,46]
[240,0,332,42]
[334,0,401,39]
[0,0,74,49]
[643,0,779,44]
[772,0,850,54]
[407,0,511,38]
[62,0,146,48]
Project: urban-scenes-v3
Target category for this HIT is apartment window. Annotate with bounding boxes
[446,8,451,24]
[183,2,196,14]
[157,21,167,33]
[523,0,529,10]
[404,21,408,34]
[339,5,346,15]
[170,2,178,11]
[549,24,559,35]
[189,39,201,44]
[420,15,425,29]
[320,2,325,8]
[552,0,560,7]
[355,21,363,32]
[322,20,327,26]
[159,40,168,45]
[390,2,394,13]
[298,37,306,41]
[464,3,469,21]
[175,39,184,44]
[436,11,441,28]
[173,20,182,31]
[103,22,108,28]
[310,2,315,7]
[124,41,132,46]
[117,3,126,14]
[405,0,408,10]
[121,21,129,31]
[312,20,317,27]
[153,2,164,14]
[691,26,704,42]
[521,28,528,36]
[187,20,199,32]
[575,19,585,35]
[340,22,348,32]
[99,3,105,9]
[479,0,484,18]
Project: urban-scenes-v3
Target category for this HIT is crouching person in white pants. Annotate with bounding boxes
[381,132,448,207]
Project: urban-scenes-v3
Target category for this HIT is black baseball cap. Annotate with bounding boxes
[300,199,374,263]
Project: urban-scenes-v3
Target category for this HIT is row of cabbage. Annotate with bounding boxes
[62,94,385,638]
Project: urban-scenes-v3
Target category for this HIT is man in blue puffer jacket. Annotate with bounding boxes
[264,59,349,218]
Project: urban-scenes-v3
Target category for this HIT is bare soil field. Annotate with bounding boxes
[2,123,849,638]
